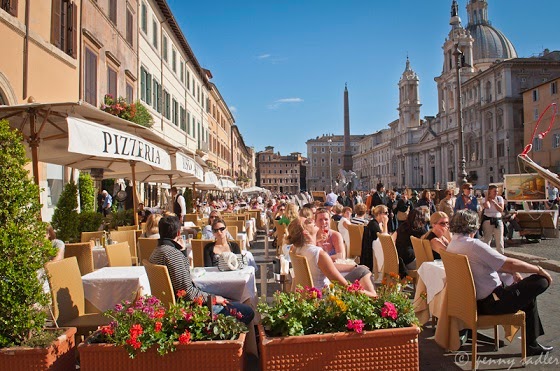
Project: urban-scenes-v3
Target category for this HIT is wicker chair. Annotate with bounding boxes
[143,259,176,309]
[117,225,138,231]
[44,257,110,338]
[377,233,400,279]
[226,225,238,238]
[63,241,95,275]
[228,220,246,234]
[330,219,339,232]
[439,250,526,370]
[109,230,138,265]
[273,221,287,256]
[347,224,364,259]
[289,252,314,292]
[411,236,432,269]
[421,238,435,261]
[105,242,132,267]
[191,239,213,267]
[81,231,103,243]
[137,237,159,264]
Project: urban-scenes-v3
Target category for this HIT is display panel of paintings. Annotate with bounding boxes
[503,174,547,202]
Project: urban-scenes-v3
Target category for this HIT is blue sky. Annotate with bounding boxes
[167,0,560,155]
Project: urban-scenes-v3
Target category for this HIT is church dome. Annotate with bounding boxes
[465,0,517,63]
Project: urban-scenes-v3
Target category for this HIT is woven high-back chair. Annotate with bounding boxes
[137,237,159,264]
[439,250,526,370]
[191,239,213,267]
[273,221,287,256]
[109,230,138,265]
[421,238,435,261]
[44,257,110,338]
[226,226,238,238]
[64,241,95,275]
[228,220,246,233]
[117,225,138,231]
[411,236,431,269]
[289,252,314,291]
[330,219,339,232]
[185,214,199,223]
[105,242,132,267]
[377,233,400,279]
[81,231,103,243]
[347,224,364,259]
[143,259,176,309]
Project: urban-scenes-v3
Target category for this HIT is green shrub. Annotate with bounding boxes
[0,119,56,347]
[105,209,135,230]
[78,172,96,213]
[51,180,80,242]
[79,211,104,233]
[184,188,193,213]
[131,101,154,128]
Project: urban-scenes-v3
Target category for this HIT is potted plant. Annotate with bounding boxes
[78,294,248,371]
[0,119,77,370]
[257,275,421,370]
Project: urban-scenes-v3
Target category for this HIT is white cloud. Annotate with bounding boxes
[229,106,237,113]
[257,53,271,59]
[267,97,304,109]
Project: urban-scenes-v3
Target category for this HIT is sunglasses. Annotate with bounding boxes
[209,215,218,219]
[437,221,449,226]
[212,227,226,233]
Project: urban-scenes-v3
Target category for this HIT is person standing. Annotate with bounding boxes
[454,182,478,213]
[447,210,553,356]
[171,186,186,223]
[372,183,385,207]
[438,189,455,219]
[481,184,505,254]
[101,190,112,216]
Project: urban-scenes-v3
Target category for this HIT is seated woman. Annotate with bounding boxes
[314,208,345,262]
[337,206,353,248]
[287,217,377,298]
[394,208,430,272]
[361,205,389,271]
[150,215,253,325]
[141,214,162,238]
[201,210,233,240]
[46,224,65,261]
[203,219,241,267]
[422,212,450,260]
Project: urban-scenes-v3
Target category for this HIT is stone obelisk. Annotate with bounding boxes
[343,83,353,171]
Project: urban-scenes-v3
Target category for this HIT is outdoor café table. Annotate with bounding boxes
[246,218,256,241]
[413,260,519,351]
[192,266,256,304]
[82,266,151,313]
[92,245,108,269]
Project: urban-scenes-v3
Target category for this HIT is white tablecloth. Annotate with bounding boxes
[417,260,445,303]
[92,246,108,269]
[82,266,151,312]
[192,266,256,303]
[236,232,247,250]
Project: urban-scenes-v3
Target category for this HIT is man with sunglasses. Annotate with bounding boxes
[201,211,233,240]
[454,182,478,213]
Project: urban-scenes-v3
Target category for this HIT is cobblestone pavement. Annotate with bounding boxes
[249,231,560,370]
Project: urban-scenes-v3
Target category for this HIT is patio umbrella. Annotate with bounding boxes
[196,171,222,191]
[241,186,270,195]
[219,178,241,192]
[0,101,177,223]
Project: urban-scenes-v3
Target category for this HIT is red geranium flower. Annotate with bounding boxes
[178,330,191,344]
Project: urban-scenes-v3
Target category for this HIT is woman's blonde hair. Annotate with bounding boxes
[372,204,388,217]
[286,217,313,247]
[332,204,343,214]
[145,214,162,235]
[284,203,299,222]
[430,211,448,225]
[299,207,314,219]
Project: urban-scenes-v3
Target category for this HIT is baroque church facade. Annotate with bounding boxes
[353,0,560,192]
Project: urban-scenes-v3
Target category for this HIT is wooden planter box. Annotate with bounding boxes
[78,332,246,371]
[258,324,420,370]
[0,327,77,371]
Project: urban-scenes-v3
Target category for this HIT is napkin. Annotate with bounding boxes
[222,252,239,270]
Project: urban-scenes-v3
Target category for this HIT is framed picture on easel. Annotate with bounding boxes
[503,174,547,202]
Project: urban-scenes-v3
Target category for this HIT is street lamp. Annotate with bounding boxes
[328,138,333,192]
[453,45,468,187]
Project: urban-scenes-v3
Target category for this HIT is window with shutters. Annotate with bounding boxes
[172,48,176,73]
[162,36,168,62]
[140,66,152,105]
[172,98,178,125]
[51,0,78,58]
[152,80,161,112]
[84,47,98,106]
[1,0,18,16]
[108,0,117,25]
[180,61,184,83]
[180,106,186,131]
[152,18,158,49]
[163,90,170,119]
[187,111,191,135]
[125,81,133,104]
[107,66,117,99]
[140,2,147,33]
[125,7,133,46]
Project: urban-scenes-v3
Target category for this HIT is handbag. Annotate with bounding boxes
[397,210,409,221]
[217,252,248,271]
